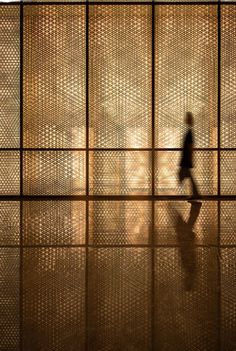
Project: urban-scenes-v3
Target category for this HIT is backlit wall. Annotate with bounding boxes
[0,2,236,351]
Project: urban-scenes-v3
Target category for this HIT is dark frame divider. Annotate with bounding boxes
[218,2,221,196]
[151,1,155,348]
[217,4,221,351]
[19,3,23,351]
[85,2,89,350]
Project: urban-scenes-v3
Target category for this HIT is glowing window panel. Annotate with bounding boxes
[23,6,86,148]
[89,5,152,148]
[155,151,217,195]
[0,6,20,147]
[155,6,217,148]
[23,151,86,195]
[89,151,152,195]
[221,6,236,148]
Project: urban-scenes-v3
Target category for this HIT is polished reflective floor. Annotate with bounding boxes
[1,198,235,351]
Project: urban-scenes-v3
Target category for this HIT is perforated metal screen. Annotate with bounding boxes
[0,3,235,351]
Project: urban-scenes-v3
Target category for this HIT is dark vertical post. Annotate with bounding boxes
[151,2,155,350]
[217,3,221,351]
[19,2,23,351]
[85,2,89,351]
[218,2,221,197]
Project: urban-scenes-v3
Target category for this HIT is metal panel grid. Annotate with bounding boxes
[0,2,235,351]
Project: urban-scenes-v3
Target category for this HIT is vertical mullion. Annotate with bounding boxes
[19,3,23,351]
[85,3,89,351]
[151,2,155,350]
[218,2,221,197]
[217,4,221,351]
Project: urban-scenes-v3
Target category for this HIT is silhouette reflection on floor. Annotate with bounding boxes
[173,201,202,291]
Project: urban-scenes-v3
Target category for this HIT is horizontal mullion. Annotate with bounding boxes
[0,195,235,201]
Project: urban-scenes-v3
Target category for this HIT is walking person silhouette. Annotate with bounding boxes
[178,112,200,200]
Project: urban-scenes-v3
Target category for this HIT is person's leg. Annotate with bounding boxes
[188,169,200,197]
[178,168,188,196]
[178,168,186,183]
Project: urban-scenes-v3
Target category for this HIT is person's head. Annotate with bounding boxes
[185,111,194,127]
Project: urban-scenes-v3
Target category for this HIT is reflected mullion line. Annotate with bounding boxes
[0,244,227,248]
[4,2,222,6]
[218,199,222,350]
[23,148,225,150]
[3,147,236,151]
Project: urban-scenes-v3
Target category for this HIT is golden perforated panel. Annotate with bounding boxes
[221,249,236,351]
[155,6,217,148]
[1,3,236,351]
[155,248,218,350]
[89,201,151,245]
[0,6,20,148]
[221,151,236,195]
[155,151,218,195]
[0,248,19,351]
[90,151,152,195]
[220,201,236,245]
[155,201,218,246]
[23,151,86,195]
[23,201,86,245]
[221,6,236,148]
[155,151,217,195]
[23,248,86,351]
[23,6,86,148]
[0,202,20,245]
[89,5,152,148]
[88,248,151,351]
[0,152,20,195]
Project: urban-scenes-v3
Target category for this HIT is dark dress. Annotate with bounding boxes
[180,129,193,169]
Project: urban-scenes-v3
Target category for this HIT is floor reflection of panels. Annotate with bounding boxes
[1,200,236,350]
[23,248,86,351]
[220,201,236,245]
[23,201,86,245]
[155,201,218,246]
[0,201,20,245]
[89,201,151,245]
[221,248,236,351]
[88,248,152,351]
[0,248,20,351]
[155,247,219,351]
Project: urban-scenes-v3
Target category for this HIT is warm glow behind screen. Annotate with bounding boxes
[0,3,236,351]
[1,5,235,196]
